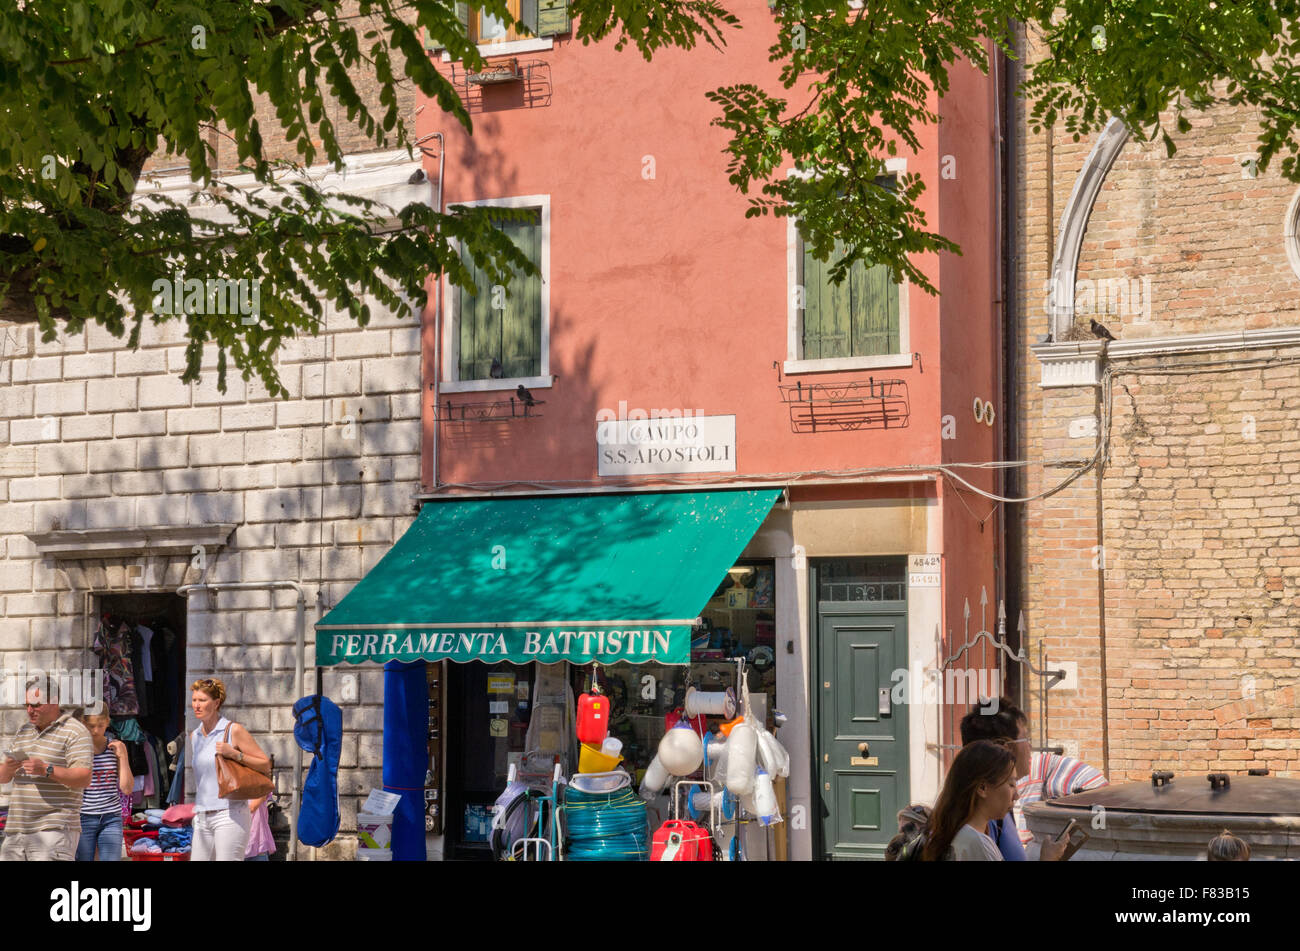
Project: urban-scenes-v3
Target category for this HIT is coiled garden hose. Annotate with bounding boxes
[561,786,649,861]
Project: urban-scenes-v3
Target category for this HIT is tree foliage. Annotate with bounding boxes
[4,1,1300,392]
[705,0,1300,292]
[0,0,533,394]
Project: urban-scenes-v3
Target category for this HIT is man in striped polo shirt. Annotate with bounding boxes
[0,679,93,861]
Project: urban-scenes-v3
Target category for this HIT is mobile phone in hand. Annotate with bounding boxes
[1054,819,1079,844]
[3,750,27,763]
[1061,825,1090,861]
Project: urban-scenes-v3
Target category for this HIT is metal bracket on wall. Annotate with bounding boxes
[449,59,552,111]
[434,397,543,425]
[778,378,910,433]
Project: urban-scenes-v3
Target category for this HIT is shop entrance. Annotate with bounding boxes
[811,558,909,860]
[95,592,188,810]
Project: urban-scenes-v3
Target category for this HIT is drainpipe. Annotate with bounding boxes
[998,28,1025,694]
[176,580,307,861]
[417,131,446,492]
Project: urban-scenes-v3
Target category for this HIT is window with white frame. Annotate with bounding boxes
[785,160,911,374]
[427,1,571,59]
[442,195,550,393]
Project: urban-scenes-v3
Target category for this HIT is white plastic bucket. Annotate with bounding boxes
[356,812,393,850]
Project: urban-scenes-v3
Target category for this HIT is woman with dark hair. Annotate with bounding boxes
[922,739,1018,861]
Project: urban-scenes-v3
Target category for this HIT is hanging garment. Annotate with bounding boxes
[139,742,157,799]
[159,627,183,742]
[94,619,140,716]
[124,740,148,779]
[293,695,342,848]
[166,743,186,806]
[136,623,155,681]
[148,734,170,808]
[129,627,151,718]
[110,717,144,742]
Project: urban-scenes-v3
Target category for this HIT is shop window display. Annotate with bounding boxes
[571,560,779,813]
[444,559,785,859]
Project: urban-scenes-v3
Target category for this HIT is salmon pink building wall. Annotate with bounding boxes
[411,6,1008,832]
[415,12,994,490]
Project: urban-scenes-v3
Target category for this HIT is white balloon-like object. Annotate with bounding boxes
[658,723,704,776]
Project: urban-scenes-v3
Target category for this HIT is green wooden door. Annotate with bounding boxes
[814,590,908,860]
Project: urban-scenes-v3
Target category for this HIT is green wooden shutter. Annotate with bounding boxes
[426,2,470,52]
[520,0,539,35]
[801,234,826,360]
[824,239,852,359]
[803,231,900,360]
[537,0,570,36]
[459,210,542,381]
[802,235,851,360]
[458,249,499,381]
[850,259,898,357]
[500,212,542,378]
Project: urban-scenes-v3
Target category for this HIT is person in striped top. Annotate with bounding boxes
[75,711,134,861]
[0,680,93,861]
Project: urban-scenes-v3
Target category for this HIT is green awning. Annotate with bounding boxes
[315,489,778,666]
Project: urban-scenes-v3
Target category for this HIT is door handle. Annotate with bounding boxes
[878,687,891,716]
[857,742,869,755]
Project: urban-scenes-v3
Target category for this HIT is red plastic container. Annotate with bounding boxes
[129,851,189,862]
[576,693,610,745]
[650,820,713,861]
[124,828,157,847]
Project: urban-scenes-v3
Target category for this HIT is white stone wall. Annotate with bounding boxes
[0,169,424,857]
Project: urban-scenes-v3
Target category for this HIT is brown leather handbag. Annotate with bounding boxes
[216,724,273,801]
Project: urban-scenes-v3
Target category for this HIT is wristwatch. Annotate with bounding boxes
[44,764,54,779]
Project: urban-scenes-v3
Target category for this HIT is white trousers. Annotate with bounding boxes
[192,805,250,861]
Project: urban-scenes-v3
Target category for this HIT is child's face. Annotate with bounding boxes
[84,716,110,740]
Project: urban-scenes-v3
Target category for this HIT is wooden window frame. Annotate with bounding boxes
[783,158,913,375]
[469,1,528,46]
[441,194,552,394]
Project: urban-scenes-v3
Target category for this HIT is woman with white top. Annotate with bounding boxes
[189,677,271,861]
[922,739,1018,861]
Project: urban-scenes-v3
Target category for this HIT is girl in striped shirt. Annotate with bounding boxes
[76,712,134,861]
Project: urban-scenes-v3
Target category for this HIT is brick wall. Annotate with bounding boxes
[1012,26,1300,780]
[145,0,420,174]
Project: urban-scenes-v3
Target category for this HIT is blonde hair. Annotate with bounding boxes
[1207,829,1251,861]
[78,710,111,726]
[191,677,227,707]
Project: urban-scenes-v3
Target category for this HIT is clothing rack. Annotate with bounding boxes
[94,613,186,812]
